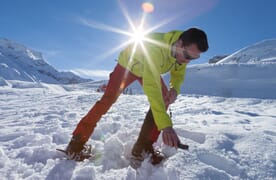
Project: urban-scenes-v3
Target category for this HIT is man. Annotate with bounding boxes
[65,27,209,165]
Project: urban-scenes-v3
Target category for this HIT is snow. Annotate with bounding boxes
[0,38,276,179]
[0,84,275,179]
[181,63,276,99]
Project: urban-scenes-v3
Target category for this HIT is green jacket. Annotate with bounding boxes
[118,30,187,130]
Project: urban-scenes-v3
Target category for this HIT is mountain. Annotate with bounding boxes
[208,55,228,64]
[217,39,276,64]
[0,38,91,85]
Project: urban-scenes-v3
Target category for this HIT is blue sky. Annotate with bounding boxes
[1,0,276,79]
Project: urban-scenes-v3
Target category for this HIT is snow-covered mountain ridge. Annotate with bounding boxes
[0,38,91,85]
[218,39,276,63]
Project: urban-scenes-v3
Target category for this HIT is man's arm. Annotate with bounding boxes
[142,47,172,131]
[162,64,187,147]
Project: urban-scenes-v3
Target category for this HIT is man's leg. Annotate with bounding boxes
[68,64,139,152]
[132,78,170,156]
[131,108,157,156]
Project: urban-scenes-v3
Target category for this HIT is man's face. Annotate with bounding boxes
[175,42,201,64]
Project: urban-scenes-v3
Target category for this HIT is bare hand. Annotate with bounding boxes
[162,127,179,148]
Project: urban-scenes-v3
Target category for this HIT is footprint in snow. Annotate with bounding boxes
[197,152,242,177]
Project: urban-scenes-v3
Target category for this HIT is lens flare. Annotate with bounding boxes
[142,2,154,13]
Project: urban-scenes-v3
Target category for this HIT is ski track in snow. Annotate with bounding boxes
[0,87,276,179]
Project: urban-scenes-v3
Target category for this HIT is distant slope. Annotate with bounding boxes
[0,38,91,85]
[218,39,276,63]
[181,63,276,99]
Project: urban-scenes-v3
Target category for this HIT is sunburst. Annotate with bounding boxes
[78,1,173,62]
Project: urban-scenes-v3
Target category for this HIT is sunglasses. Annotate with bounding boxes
[183,49,200,60]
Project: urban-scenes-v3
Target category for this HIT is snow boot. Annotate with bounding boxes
[130,109,165,168]
[130,145,165,168]
[65,135,91,161]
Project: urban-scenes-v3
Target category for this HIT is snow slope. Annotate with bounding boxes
[218,39,276,64]
[0,38,90,85]
[181,63,276,99]
[0,85,275,179]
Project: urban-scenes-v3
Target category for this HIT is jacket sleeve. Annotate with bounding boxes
[170,64,186,94]
[142,47,172,130]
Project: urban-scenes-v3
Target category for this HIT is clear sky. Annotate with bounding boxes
[1,0,276,79]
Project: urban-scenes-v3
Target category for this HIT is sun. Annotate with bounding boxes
[130,26,146,45]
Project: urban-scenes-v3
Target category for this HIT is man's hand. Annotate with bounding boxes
[162,127,179,148]
[165,88,178,105]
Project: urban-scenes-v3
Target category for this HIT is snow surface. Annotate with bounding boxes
[0,83,276,179]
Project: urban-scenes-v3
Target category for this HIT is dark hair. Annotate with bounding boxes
[179,28,209,52]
